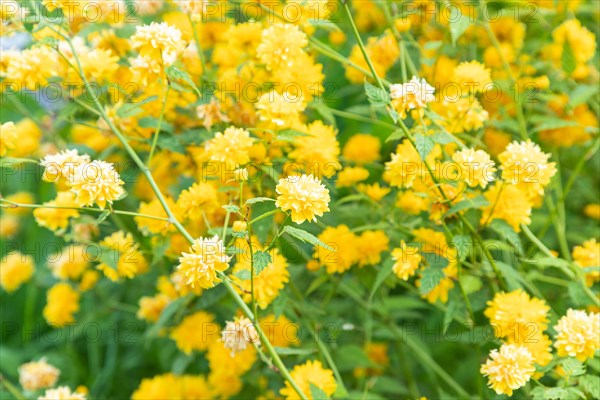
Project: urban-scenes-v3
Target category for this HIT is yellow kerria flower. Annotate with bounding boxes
[18,358,60,391]
[0,121,17,156]
[205,126,255,168]
[342,134,381,164]
[177,236,231,289]
[33,191,80,232]
[480,183,532,232]
[452,148,496,188]
[43,283,80,327]
[280,360,337,400]
[70,160,125,209]
[170,310,219,354]
[0,252,34,293]
[480,344,535,396]
[572,239,600,286]
[275,174,330,224]
[392,241,421,281]
[553,308,600,362]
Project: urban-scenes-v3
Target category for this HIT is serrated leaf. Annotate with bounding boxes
[245,197,275,206]
[311,101,336,126]
[283,226,334,251]
[561,357,586,377]
[94,210,110,226]
[540,387,570,400]
[222,204,240,213]
[452,235,472,262]
[385,129,405,142]
[418,266,445,295]
[309,383,330,400]
[449,10,471,46]
[414,133,434,160]
[165,65,201,96]
[489,219,521,246]
[562,40,577,75]
[568,281,591,306]
[430,132,456,145]
[116,96,158,118]
[252,250,271,276]
[99,248,120,270]
[422,252,449,269]
[579,375,600,397]
[276,129,308,142]
[364,81,390,106]
[446,195,489,216]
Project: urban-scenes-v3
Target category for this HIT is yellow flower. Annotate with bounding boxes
[43,283,80,327]
[259,314,299,348]
[256,90,305,129]
[390,76,435,118]
[275,174,330,224]
[38,386,86,400]
[554,308,600,362]
[18,358,60,391]
[572,239,600,286]
[452,148,496,188]
[280,360,337,400]
[7,118,41,158]
[171,311,219,354]
[0,252,34,293]
[484,289,550,341]
[385,140,426,188]
[137,294,171,323]
[0,121,17,156]
[222,316,260,356]
[507,332,553,368]
[289,121,341,178]
[452,61,492,93]
[336,167,369,188]
[33,192,80,232]
[176,182,220,221]
[395,190,430,215]
[392,241,421,280]
[357,183,391,201]
[78,270,100,292]
[256,23,308,71]
[4,46,60,90]
[480,344,535,396]
[552,19,596,64]
[135,196,180,235]
[480,183,532,232]
[177,236,231,289]
[499,140,556,201]
[196,98,230,130]
[342,134,381,164]
[434,97,489,133]
[356,230,389,267]
[205,126,255,168]
[70,160,125,209]
[354,343,389,377]
[315,225,359,274]
[131,22,185,66]
[47,245,89,280]
[40,149,90,185]
[97,231,148,281]
[484,129,512,157]
[583,204,600,220]
[232,247,289,309]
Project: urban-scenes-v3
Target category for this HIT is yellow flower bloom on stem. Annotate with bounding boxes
[385,140,427,188]
[315,225,359,274]
[336,167,369,188]
[40,149,91,185]
[0,121,17,156]
[433,97,489,134]
[0,252,34,293]
[222,316,260,356]
[43,283,80,327]
[34,191,80,232]
[289,121,341,178]
[97,231,148,281]
[356,230,389,267]
[256,23,308,71]
[484,289,550,340]
[553,308,600,362]
[392,241,421,280]
[395,190,430,215]
[177,236,231,289]
[171,310,219,354]
[280,360,337,400]
[18,358,60,391]
[47,245,89,281]
[354,342,389,377]
[342,134,381,164]
[275,174,330,224]
[4,46,60,90]
[259,314,299,348]
[70,160,125,209]
[572,239,600,286]
[507,332,553,368]
[499,140,556,201]
[135,196,180,235]
[256,90,305,129]
[130,22,185,66]
[452,61,492,93]
[137,294,171,323]
[452,148,496,188]
[390,76,435,119]
[357,183,391,201]
[480,183,532,232]
[176,182,220,222]
[232,248,289,309]
[480,344,535,396]
[205,126,254,168]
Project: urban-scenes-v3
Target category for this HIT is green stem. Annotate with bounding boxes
[0,376,25,400]
[147,84,171,165]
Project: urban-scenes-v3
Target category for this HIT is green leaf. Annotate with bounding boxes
[579,375,600,397]
[252,250,272,276]
[561,357,586,377]
[283,226,334,251]
[309,383,330,400]
[99,248,120,271]
[370,258,394,300]
[245,197,276,206]
[449,10,471,46]
[311,101,336,126]
[451,235,472,262]
[364,81,390,107]
[496,261,525,290]
[147,296,187,337]
[414,133,434,160]
[234,270,251,280]
[423,252,449,269]
[222,204,240,213]
[116,96,158,118]
[418,265,445,295]
[138,116,174,133]
[531,118,579,133]
[569,85,600,107]
[568,281,591,306]
[446,195,489,216]
[274,347,316,356]
[562,40,577,75]
[335,345,377,370]
[0,157,39,167]
[276,129,309,142]
[385,129,405,142]
[430,132,457,145]
[165,65,202,96]
[489,220,521,246]
[94,211,111,226]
